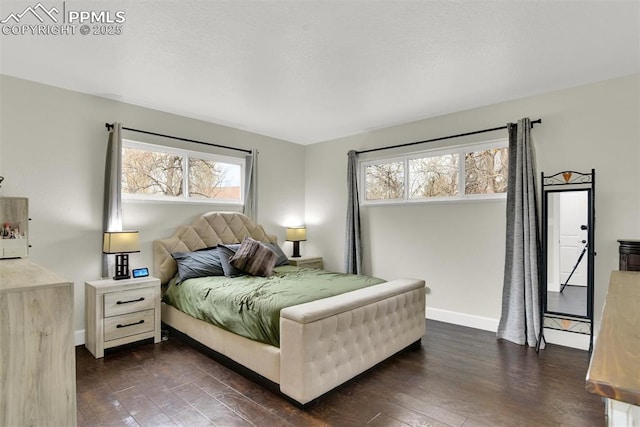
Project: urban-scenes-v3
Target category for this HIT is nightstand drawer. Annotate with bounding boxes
[289,257,323,269]
[299,260,323,269]
[104,309,154,342]
[104,287,155,317]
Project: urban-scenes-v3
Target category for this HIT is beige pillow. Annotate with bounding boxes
[230,236,277,276]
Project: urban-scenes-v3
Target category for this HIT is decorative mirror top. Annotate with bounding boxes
[542,170,594,187]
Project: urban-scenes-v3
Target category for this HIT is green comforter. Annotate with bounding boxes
[162,265,385,347]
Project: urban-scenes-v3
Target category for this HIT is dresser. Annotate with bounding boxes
[586,271,640,425]
[85,276,161,358]
[0,259,76,426]
[618,239,640,271]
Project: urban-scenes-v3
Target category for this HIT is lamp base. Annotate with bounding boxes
[113,253,131,280]
[291,241,301,258]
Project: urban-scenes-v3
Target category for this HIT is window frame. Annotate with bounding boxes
[360,138,508,206]
[122,139,245,205]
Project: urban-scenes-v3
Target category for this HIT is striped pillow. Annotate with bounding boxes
[230,236,277,277]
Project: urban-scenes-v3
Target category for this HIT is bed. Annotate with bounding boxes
[154,212,426,405]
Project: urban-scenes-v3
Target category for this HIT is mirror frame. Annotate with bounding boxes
[538,169,595,352]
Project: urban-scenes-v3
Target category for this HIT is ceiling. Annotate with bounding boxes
[1,1,639,145]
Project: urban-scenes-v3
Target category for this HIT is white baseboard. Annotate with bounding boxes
[75,329,85,347]
[426,307,590,351]
[426,307,499,332]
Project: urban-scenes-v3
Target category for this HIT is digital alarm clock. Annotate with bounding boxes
[132,267,149,278]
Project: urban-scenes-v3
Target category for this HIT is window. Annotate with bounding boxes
[464,147,508,195]
[361,140,508,204]
[122,140,244,203]
[409,153,459,198]
[364,160,405,201]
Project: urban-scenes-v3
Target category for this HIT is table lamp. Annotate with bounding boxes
[285,226,307,258]
[103,231,140,280]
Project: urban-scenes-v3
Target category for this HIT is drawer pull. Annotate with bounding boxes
[116,319,145,329]
[116,297,145,305]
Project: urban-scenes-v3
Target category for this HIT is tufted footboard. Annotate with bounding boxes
[279,278,426,404]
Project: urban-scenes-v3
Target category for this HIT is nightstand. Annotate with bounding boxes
[288,256,324,269]
[85,276,161,358]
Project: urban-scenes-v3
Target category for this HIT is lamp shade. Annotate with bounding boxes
[103,231,140,254]
[285,227,307,242]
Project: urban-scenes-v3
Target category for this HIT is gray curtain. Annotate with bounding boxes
[102,123,123,278]
[497,117,542,347]
[345,150,362,274]
[243,149,258,222]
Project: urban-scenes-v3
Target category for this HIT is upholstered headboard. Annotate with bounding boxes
[153,212,277,285]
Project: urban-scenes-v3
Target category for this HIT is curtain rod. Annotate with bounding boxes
[355,118,542,155]
[105,123,252,155]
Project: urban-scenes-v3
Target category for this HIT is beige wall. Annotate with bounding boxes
[305,74,640,345]
[0,75,306,337]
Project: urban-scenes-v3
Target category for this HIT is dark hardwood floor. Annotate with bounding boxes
[76,320,604,426]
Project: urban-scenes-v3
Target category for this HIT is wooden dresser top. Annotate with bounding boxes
[0,258,69,293]
[586,271,640,405]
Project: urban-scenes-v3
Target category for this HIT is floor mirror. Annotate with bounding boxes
[538,169,595,352]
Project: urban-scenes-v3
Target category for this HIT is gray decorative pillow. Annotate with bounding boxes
[264,243,290,266]
[230,237,278,277]
[217,245,246,277]
[171,248,224,282]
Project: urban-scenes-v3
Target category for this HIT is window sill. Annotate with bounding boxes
[361,194,506,207]
[123,197,243,206]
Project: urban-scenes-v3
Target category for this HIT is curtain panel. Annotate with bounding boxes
[102,122,123,278]
[497,117,543,348]
[345,150,362,274]
[243,149,258,222]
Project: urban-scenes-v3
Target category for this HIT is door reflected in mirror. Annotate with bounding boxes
[546,190,589,318]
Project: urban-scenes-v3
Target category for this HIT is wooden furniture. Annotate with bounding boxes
[154,212,425,405]
[0,197,29,258]
[0,259,76,426]
[85,276,161,358]
[618,239,640,271]
[288,256,323,269]
[586,271,640,425]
